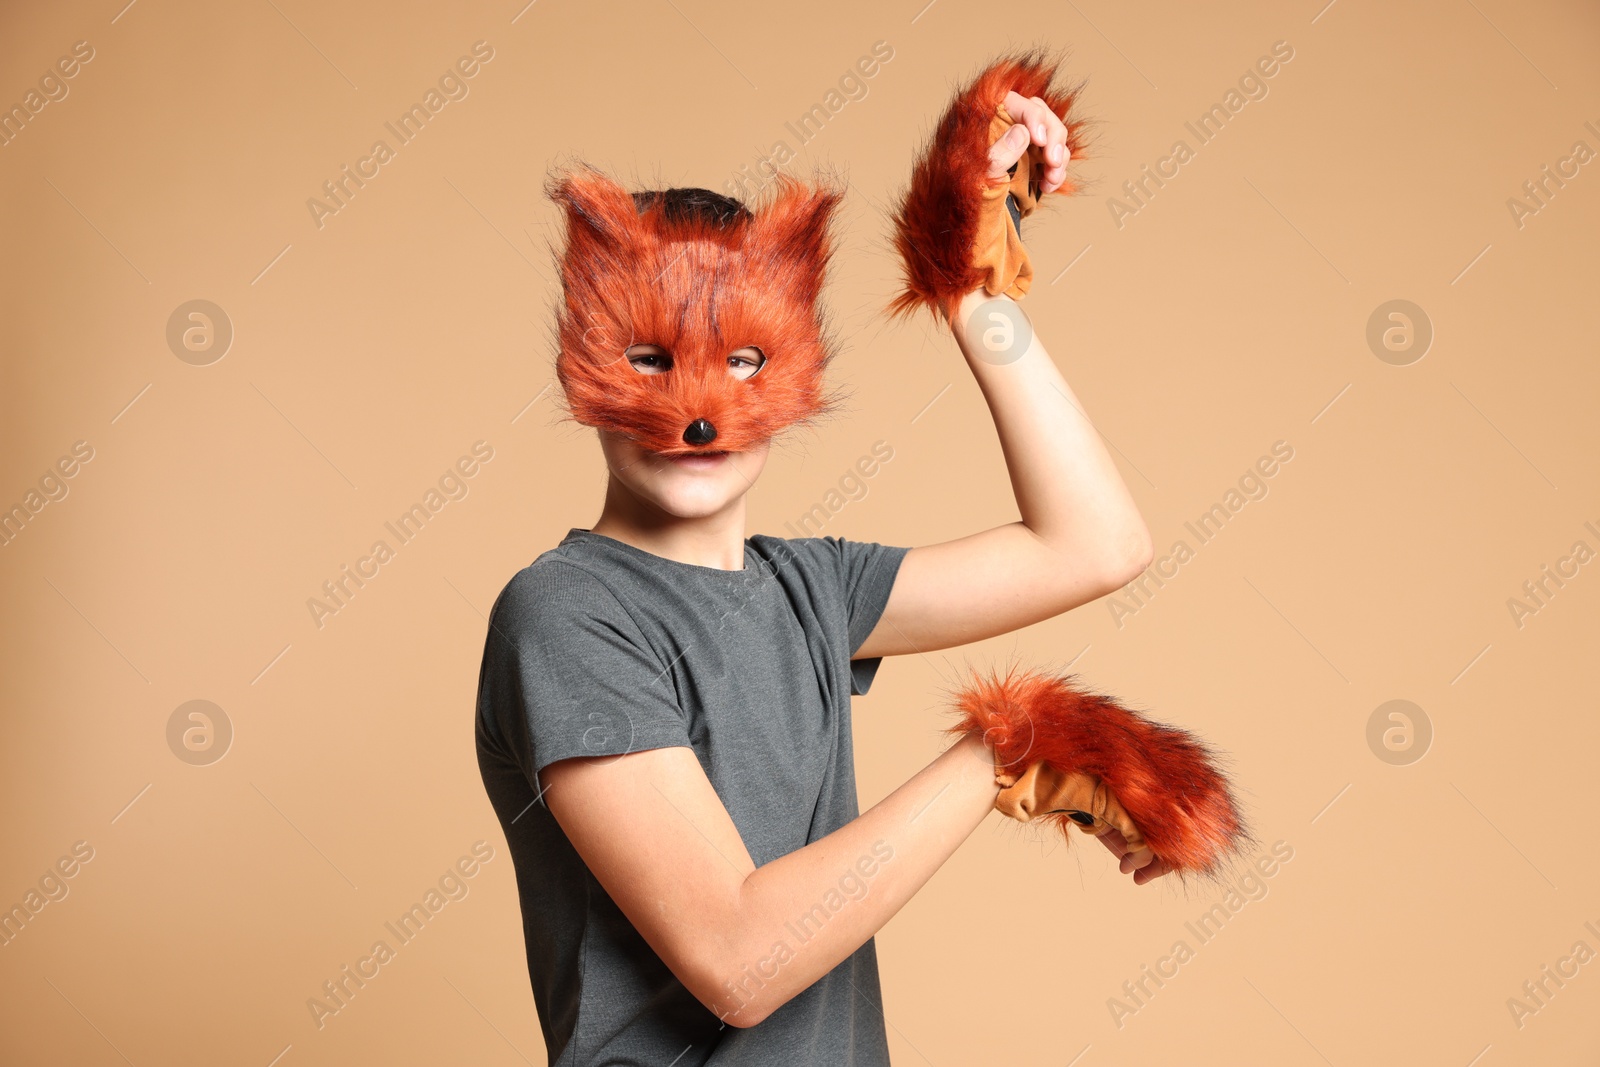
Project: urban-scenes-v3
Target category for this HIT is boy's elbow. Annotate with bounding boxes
[679,946,779,1029]
[1087,527,1153,595]
[719,1003,771,1029]
[684,977,775,1029]
[1119,528,1155,583]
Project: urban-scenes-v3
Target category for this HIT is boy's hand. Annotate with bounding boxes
[886,51,1089,325]
[986,90,1072,191]
[1097,827,1176,886]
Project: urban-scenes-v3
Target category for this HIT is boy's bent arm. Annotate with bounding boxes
[541,733,998,1027]
[860,90,1152,661]
[856,287,1153,659]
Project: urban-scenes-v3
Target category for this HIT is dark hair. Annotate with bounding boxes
[631,187,752,228]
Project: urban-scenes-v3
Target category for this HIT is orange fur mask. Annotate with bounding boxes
[545,164,846,456]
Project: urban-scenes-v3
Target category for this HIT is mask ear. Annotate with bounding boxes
[545,163,650,271]
[742,173,846,307]
[547,163,660,366]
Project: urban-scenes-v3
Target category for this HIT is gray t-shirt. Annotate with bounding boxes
[475,527,910,1066]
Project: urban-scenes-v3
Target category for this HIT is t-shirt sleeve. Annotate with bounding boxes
[809,534,911,697]
[477,560,693,784]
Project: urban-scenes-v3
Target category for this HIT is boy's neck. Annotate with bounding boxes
[589,480,749,571]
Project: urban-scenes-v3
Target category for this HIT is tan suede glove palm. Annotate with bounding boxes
[994,760,1149,854]
[886,52,1089,326]
[973,101,1049,302]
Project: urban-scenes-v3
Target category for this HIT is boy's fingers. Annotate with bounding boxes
[1032,96,1070,191]
[1005,91,1050,144]
[1134,857,1175,885]
[1095,826,1172,883]
[1002,91,1070,193]
[1119,847,1156,874]
[1028,94,1068,146]
[1096,826,1129,856]
[986,123,1030,181]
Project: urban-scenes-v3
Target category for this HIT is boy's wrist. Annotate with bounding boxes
[949,288,1036,372]
[950,729,1002,784]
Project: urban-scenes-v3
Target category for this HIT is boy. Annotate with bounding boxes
[476,52,1162,1065]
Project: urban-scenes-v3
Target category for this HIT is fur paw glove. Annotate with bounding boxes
[950,666,1252,879]
[888,50,1090,326]
[994,762,1149,854]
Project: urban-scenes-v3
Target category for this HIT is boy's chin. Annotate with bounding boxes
[644,461,754,513]
[647,484,744,520]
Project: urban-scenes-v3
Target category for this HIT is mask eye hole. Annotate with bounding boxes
[625,344,673,375]
[728,346,766,381]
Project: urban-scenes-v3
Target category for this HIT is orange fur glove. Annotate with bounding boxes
[994,762,1148,854]
[951,666,1251,880]
[888,49,1090,326]
[973,100,1051,303]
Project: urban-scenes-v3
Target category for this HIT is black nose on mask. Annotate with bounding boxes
[683,419,718,446]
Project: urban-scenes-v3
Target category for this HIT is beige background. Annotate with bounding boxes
[2,0,1597,1063]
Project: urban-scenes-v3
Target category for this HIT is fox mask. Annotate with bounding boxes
[545,164,846,456]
